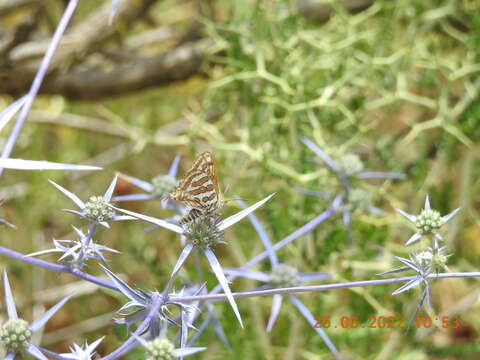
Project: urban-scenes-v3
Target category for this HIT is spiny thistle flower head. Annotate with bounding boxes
[152,175,178,198]
[380,246,449,284]
[414,247,449,272]
[101,266,193,334]
[1,272,72,359]
[28,226,119,270]
[134,332,206,359]
[0,319,31,352]
[145,338,175,360]
[337,153,364,176]
[59,239,118,269]
[184,212,224,250]
[270,264,300,288]
[415,209,443,234]
[83,196,116,222]
[60,337,103,360]
[431,251,449,270]
[414,248,434,267]
[396,194,460,246]
[59,247,87,269]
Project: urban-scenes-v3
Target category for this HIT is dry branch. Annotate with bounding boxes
[0,43,204,99]
[0,0,386,100]
[0,0,209,100]
[0,0,43,17]
[9,0,158,66]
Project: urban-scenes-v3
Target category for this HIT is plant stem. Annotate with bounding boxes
[0,0,79,176]
[0,246,117,291]
[2,245,479,309]
[243,204,337,269]
[169,272,480,303]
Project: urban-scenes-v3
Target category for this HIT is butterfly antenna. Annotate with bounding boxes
[222,196,252,204]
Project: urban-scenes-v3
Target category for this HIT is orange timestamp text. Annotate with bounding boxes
[313,315,461,329]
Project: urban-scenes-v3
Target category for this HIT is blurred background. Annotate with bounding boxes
[0,0,479,358]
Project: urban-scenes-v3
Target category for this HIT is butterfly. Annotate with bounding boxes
[169,152,222,224]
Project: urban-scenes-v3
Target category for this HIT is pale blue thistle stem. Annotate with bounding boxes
[0,0,79,176]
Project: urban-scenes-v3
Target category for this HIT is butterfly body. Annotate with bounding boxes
[169,152,222,224]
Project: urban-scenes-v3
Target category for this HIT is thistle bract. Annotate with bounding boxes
[414,249,434,268]
[83,196,115,222]
[184,213,223,249]
[60,337,104,360]
[415,209,443,234]
[270,264,300,288]
[431,252,448,270]
[0,319,31,352]
[146,338,175,360]
[152,175,177,198]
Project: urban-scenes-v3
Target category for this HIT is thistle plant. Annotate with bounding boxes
[180,287,232,351]
[222,263,333,343]
[0,1,479,358]
[109,193,275,328]
[336,153,365,177]
[396,194,461,246]
[220,201,339,358]
[0,319,32,355]
[1,272,72,360]
[133,332,205,360]
[144,337,176,360]
[27,226,119,269]
[301,136,404,244]
[59,337,104,360]
[380,194,460,325]
[0,97,101,173]
[101,265,198,338]
[49,176,136,228]
[0,178,478,359]
[181,197,342,351]
[182,213,225,250]
[302,136,404,193]
[268,264,301,288]
[83,196,116,222]
[0,0,81,177]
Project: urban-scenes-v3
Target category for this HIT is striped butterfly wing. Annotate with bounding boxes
[170,152,221,213]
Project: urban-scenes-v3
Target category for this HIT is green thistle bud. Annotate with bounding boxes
[0,319,31,352]
[83,196,115,222]
[145,338,175,360]
[269,264,300,288]
[415,209,444,234]
[152,175,177,198]
[431,251,448,271]
[184,213,223,250]
[337,154,364,176]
